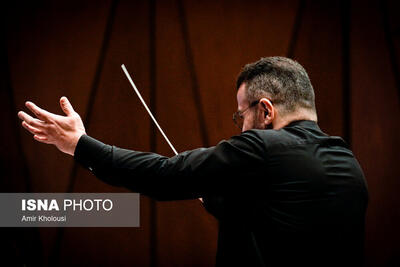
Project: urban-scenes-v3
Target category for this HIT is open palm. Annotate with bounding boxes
[18,97,86,156]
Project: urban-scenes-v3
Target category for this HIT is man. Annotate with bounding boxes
[18,57,368,266]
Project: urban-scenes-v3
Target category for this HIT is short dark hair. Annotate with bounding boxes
[236,57,316,115]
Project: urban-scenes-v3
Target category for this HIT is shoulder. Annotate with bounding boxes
[240,128,302,148]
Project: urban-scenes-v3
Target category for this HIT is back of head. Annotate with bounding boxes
[236,57,317,117]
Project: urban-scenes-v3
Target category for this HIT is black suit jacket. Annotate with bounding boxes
[74,120,368,267]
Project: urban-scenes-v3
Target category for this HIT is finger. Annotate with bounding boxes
[22,121,46,136]
[25,101,56,122]
[33,135,51,144]
[18,111,47,129]
[59,96,75,116]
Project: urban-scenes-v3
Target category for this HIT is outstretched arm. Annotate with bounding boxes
[18,97,266,201]
[71,131,265,201]
[17,97,204,201]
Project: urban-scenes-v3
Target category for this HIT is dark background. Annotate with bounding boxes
[1,0,399,266]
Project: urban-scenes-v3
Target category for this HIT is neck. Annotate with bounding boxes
[272,109,318,130]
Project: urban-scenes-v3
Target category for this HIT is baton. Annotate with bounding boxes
[121,64,204,203]
[121,64,178,156]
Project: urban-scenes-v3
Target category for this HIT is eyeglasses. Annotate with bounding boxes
[232,100,260,129]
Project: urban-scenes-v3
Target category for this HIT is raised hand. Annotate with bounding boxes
[17,97,86,156]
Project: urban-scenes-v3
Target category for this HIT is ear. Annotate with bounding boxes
[259,98,274,125]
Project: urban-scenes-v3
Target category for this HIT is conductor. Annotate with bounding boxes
[18,57,368,267]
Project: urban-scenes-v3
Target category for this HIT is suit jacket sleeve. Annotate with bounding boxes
[73,130,265,201]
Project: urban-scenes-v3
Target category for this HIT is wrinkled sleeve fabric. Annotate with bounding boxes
[73,130,266,201]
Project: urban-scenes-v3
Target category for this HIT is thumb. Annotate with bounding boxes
[60,96,75,116]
